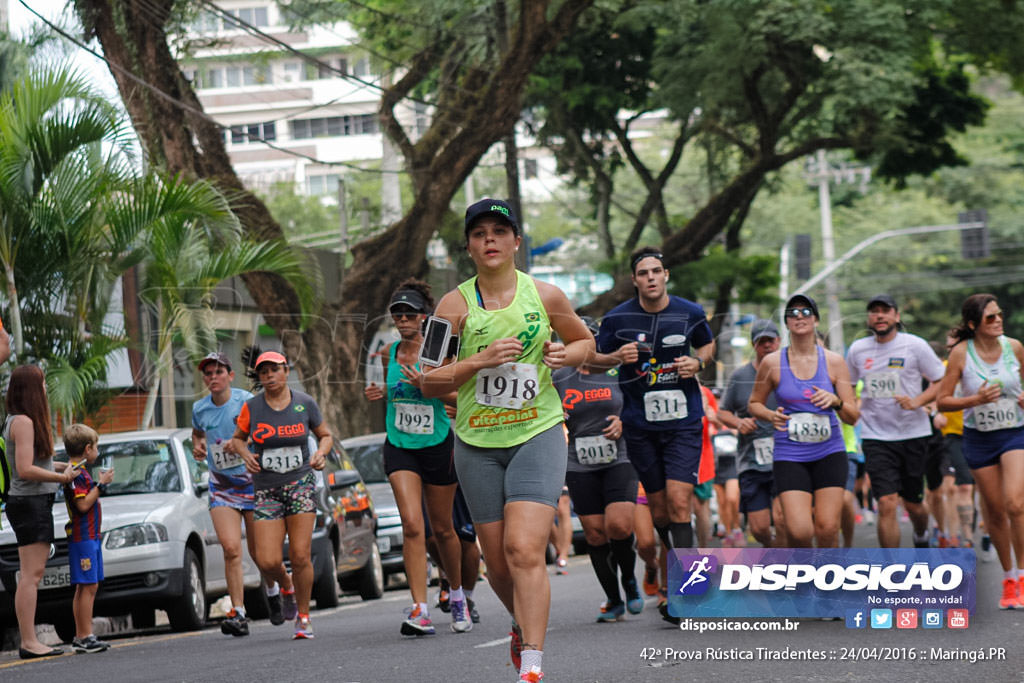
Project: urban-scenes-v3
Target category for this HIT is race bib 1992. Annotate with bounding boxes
[394,403,434,435]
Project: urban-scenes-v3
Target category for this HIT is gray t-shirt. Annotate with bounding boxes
[238,390,323,490]
[720,363,776,474]
[552,367,628,473]
[846,332,945,441]
[5,415,59,497]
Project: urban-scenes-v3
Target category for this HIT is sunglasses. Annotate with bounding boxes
[391,310,420,320]
[984,311,1004,323]
[785,307,815,319]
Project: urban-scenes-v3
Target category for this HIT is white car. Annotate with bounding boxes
[0,428,265,641]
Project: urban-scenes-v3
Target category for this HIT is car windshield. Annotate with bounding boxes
[346,442,386,484]
[58,439,182,496]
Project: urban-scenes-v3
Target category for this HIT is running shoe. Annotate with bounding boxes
[293,614,315,639]
[519,665,544,682]
[509,622,523,670]
[281,589,299,621]
[731,529,747,547]
[71,635,110,654]
[400,604,435,636]
[1017,577,1024,609]
[267,593,285,626]
[596,601,625,622]
[450,597,473,632]
[999,578,1019,609]
[220,609,250,637]
[555,557,568,575]
[436,578,451,613]
[928,527,942,548]
[624,578,644,615]
[863,510,875,526]
[658,593,680,625]
[643,566,659,596]
[467,597,480,624]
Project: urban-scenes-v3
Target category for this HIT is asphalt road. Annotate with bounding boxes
[1,524,1022,682]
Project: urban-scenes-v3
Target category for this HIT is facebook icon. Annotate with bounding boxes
[845,609,867,629]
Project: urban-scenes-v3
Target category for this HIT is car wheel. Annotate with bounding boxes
[130,607,156,629]
[312,542,340,609]
[167,548,207,631]
[357,542,384,600]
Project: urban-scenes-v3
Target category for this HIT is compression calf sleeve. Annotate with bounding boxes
[670,522,693,549]
[587,542,622,604]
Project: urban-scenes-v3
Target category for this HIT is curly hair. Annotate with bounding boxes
[392,278,434,313]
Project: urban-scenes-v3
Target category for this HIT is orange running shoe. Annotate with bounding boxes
[999,578,1018,610]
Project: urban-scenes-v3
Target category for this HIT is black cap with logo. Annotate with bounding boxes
[464,198,519,236]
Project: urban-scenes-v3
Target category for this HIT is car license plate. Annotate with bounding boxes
[17,565,72,590]
[376,536,391,553]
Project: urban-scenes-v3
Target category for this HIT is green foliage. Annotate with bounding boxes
[668,246,779,307]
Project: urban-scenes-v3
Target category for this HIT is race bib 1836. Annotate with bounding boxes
[787,412,831,443]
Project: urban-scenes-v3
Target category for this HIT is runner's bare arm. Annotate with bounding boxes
[825,350,860,425]
[936,344,981,412]
[536,279,594,369]
[747,352,787,429]
[420,290,509,397]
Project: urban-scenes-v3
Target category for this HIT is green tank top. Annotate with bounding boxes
[385,341,451,449]
[454,271,564,447]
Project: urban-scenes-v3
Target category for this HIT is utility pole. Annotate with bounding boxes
[337,180,349,286]
[804,150,870,354]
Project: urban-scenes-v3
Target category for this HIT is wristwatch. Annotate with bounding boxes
[97,483,108,495]
[698,358,706,371]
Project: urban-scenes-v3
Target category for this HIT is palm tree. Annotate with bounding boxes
[127,174,318,428]
[0,65,126,356]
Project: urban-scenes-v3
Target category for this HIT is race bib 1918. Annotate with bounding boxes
[643,390,688,422]
[575,435,617,465]
[394,402,434,435]
[787,412,831,443]
[261,446,303,474]
[475,363,539,410]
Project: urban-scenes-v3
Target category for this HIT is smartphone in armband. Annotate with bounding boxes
[419,316,458,367]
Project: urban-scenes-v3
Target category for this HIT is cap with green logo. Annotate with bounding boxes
[464,198,519,236]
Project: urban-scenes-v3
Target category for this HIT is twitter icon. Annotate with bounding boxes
[870,609,892,629]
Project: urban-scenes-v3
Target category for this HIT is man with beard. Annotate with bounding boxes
[846,295,946,548]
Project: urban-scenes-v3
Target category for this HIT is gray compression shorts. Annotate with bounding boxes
[454,423,568,524]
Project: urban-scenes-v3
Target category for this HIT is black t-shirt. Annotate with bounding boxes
[553,367,628,472]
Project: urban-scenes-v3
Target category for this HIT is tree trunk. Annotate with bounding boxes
[3,262,23,357]
[77,0,593,439]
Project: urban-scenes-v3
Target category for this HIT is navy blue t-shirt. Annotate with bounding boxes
[597,296,713,430]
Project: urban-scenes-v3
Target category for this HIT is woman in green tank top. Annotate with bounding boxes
[364,279,470,635]
[422,199,594,681]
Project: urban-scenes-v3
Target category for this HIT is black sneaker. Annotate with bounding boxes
[436,578,451,613]
[467,597,480,624]
[72,635,110,654]
[267,593,285,625]
[221,610,250,636]
[658,599,681,626]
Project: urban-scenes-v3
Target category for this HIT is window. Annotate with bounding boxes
[283,62,301,82]
[291,115,378,140]
[226,67,241,88]
[230,126,246,144]
[227,122,277,145]
[253,7,268,26]
[308,174,340,196]
[524,158,538,180]
[206,68,223,89]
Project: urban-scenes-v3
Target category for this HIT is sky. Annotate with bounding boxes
[8,0,120,97]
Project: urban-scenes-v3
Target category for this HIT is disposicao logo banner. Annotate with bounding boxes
[667,549,975,618]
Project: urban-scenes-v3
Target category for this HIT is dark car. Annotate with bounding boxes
[284,439,384,607]
[340,433,404,578]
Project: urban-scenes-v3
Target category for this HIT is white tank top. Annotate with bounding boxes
[961,337,1024,431]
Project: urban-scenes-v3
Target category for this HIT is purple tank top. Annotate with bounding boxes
[773,345,845,462]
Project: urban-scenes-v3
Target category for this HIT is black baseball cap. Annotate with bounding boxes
[785,294,820,319]
[867,294,898,311]
[389,289,429,314]
[198,351,231,372]
[464,198,518,236]
[750,319,780,343]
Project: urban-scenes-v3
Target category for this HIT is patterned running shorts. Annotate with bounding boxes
[254,471,317,521]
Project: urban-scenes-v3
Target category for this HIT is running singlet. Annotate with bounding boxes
[454,271,563,448]
[237,390,323,490]
[773,346,846,462]
[192,388,254,474]
[385,342,451,449]
[961,337,1024,432]
[596,296,713,431]
[846,332,945,440]
[720,362,776,474]
[552,367,628,472]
